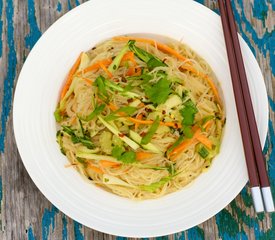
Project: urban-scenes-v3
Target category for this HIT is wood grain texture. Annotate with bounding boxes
[0,0,274,239]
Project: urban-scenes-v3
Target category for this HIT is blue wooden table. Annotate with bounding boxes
[0,0,274,239]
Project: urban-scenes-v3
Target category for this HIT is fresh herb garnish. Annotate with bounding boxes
[180,100,198,126]
[166,135,184,156]
[141,116,160,144]
[198,146,209,158]
[82,104,106,122]
[94,76,109,100]
[145,78,171,104]
[54,108,62,122]
[140,176,171,192]
[111,145,136,164]
[62,126,94,149]
[182,125,193,138]
[112,145,125,158]
[128,40,167,70]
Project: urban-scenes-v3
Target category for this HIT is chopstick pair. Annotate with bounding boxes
[217,0,274,213]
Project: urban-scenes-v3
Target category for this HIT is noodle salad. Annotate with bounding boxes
[54,36,225,199]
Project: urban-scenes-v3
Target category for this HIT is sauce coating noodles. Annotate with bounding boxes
[55,36,225,200]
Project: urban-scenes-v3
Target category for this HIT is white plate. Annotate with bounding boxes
[13,0,268,237]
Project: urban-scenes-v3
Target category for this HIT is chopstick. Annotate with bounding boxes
[217,0,275,213]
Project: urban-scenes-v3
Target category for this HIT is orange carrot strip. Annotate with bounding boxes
[108,103,118,111]
[99,62,113,78]
[121,51,136,64]
[113,36,222,106]
[169,121,214,160]
[113,36,187,61]
[196,135,213,149]
[181,65,221,106]
[60,53,82,100]
[108,102,181,129]
[170,138,198,160]
[135,114,143,131]
[128,117,181,129]
[80,77,93,84]
[79,58,112,75]
[136,152,155,160]
[99,160,121,168]
[88,163,104,174]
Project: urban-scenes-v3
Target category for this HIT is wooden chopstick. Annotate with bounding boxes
[224,0,274,213]
[217,0,265,213]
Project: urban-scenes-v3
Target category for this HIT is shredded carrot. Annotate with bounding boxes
[108,103,118,111]
[113,36,222,106]
[79,58,112,75]
[138,102,145,107]
[121,51,136,65]
[99,61,113,78]
[169,121,213,160]
[170,138,197,160]
[99,160,121,168]
[88,163,104,174]
[196,135,213,149]
[136,152,155,160]
[113,36,187,61]
[128,117,181,129]
[80,77,93,85]
[108,102,181,129]
[127,67,141,76]
[60,53,82,100]
[135,114,143,131]
[180,65,221,106]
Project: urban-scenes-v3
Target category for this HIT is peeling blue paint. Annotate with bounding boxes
[194,0,204,4]
[0,0,17,152]
[57,1,62,13]
[174,232,186,240]
[187,226,204,240]
[73,221,84,240]
[267,120,275,194]
[0,0,3,57]
[269,96,275,112]
[28,226,36,240]
[75,0,80,6]
[25,0,42,49]
[42,206,59,240]
[62,215,68,240]
[232,0,275,75]
[116,237,127,240]
[156,236,169,240]
[252,0,268,23]
[67,0,72,10]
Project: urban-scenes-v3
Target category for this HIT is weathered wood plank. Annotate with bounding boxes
[0,0,274,239]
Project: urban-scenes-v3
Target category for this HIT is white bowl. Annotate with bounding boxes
[13,0,268,237]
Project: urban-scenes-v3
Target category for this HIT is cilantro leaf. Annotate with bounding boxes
[118,151,136,164]
[111,145,125,158]
[180,100,198,126]
[145,78,171,104]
